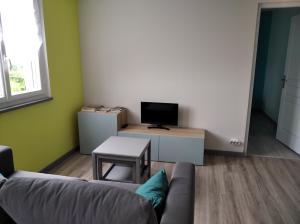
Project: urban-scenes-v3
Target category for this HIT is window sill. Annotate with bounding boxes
[0,97,53,113]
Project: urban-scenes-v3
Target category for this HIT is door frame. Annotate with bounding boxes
[244,1,300,155]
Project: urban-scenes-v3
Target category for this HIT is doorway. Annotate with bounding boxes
[247,7,300,159]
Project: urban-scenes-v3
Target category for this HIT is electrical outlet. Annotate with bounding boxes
[230,138,243,146]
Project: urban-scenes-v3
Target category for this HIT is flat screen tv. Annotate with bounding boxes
[141,102,178,130]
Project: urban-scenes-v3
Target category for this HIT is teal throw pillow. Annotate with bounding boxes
[136,169,168,209]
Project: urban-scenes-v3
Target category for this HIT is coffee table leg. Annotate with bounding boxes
[92,153,97,180]
[98,158,103,180]
[136,159,141,184]
[141,154,145,171]
[132,162,136,183]
[147,143,151,178]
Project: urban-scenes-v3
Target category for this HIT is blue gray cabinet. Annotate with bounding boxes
[117,132,159,161]
[159,136,204,165]
[78,111,123,154]
[118,125,205,165]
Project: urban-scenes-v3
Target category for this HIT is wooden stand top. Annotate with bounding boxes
[119,124,205,138]
[80,110,123,115]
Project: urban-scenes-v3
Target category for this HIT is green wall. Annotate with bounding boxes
[0,0,83,172]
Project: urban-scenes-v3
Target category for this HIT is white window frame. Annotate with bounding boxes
[0,0,51,112]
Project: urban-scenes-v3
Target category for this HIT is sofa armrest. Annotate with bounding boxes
[160,162,195,224]
[0,146,15,178]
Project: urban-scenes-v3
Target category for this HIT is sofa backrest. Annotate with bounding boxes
[0,177,158,224]
[160,163,195,224]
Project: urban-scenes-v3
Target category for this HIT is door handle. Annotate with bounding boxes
[281,76,287,88]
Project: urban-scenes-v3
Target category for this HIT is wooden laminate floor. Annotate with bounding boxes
[247,111,300,160]
[51,153,300,224]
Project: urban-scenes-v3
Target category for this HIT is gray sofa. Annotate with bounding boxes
[0,146,195,224]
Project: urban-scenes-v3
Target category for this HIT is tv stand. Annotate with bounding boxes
[118,124,205,165]
[147,124,170,130]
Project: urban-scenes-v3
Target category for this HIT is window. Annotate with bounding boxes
[0,0,51,111]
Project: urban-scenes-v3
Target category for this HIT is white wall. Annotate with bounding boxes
[79,0,258,152]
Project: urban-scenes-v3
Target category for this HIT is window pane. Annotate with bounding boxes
[0,85,4,98]
[0,0,42,96]
[0,65,4,98]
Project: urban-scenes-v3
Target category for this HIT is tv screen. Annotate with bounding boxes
[141,102,178,126]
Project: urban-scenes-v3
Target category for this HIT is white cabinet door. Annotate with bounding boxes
[276,15,300,155]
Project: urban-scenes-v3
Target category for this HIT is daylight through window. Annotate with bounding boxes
[0,0,50,110]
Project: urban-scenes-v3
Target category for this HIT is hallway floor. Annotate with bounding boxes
[247,111,300,160]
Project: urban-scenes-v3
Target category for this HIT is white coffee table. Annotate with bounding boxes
[92,136,151,184]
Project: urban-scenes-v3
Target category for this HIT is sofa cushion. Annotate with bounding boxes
[0,146,14,178]
[0,177,158,224]
[136,169,168,209]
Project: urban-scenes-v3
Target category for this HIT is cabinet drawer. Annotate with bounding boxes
[159,136,204,165]
[117,132,159,161]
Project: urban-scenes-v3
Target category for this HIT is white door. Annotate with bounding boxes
[276,15,300,155]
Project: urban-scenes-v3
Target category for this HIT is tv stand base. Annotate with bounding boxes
[118,124,205,165]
